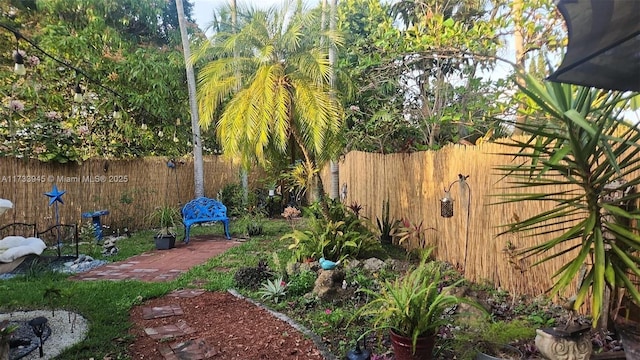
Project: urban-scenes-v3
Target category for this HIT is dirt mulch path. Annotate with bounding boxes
[128,291,328,360]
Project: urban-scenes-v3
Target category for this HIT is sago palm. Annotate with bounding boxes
[193,0,343,177]
[497,71,640,326]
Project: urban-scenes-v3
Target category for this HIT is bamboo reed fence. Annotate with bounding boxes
[1,139,637,301]
[321,140,639,301]
[0,156,257,233]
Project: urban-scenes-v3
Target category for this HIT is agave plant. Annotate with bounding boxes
[257,277,287,303]
[497,70,640,326]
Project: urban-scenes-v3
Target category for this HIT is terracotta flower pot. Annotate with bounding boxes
[390,329,435,360]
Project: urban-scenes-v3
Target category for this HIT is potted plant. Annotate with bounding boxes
[497,72,640,340]
[242,207,267,237]
[355,248,487,360]
[148,205,180,250]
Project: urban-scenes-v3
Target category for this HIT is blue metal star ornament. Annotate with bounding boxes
[45,185,66,206]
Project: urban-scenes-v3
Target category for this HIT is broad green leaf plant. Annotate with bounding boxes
[497,71,640,326]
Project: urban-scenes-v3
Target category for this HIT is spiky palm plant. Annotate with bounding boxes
[497,71,640,326]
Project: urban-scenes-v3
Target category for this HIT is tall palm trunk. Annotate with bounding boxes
[176,0,204,198]
[230,0,249,204]
[328,0,340,201]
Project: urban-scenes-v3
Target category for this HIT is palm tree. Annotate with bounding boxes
[175,0,204,198]
[194,0,343,201]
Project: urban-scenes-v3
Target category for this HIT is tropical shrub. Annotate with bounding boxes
[376,199,399,244]
[286,270,317,297]
[392,218,437,248]
[234,259,272,290]
[355,248,487,352]
[283,215,380,263]
[217,182,245,217]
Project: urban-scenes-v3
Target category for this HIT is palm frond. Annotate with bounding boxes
[497,71,640,326]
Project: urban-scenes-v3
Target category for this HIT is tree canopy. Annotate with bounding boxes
[5,0,633,164]
[0,0,215,162]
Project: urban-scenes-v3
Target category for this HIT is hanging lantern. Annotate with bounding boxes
[440,190,454,218]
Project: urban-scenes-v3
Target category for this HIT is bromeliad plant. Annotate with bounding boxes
[376,199,399,244]
[497,71,640,327]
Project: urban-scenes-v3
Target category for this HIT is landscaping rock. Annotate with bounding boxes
[102,238,118,256]
[344,259,360,271]
[312,269,345,300]
[362,258,385,272]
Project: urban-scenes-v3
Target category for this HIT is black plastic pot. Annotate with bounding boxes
[154,234,176,250]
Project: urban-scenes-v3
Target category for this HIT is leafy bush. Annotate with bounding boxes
[283,217,380,262]
[287,270,317,296]
[217,183,245,217]
[283,199,381,262]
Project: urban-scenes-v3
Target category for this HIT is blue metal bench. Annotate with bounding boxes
[181,197,231,243]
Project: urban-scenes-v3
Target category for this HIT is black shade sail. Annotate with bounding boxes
[547,0,640,92]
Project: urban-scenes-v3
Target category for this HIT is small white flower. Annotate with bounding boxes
[8,100,24,111]
[157,131,163,137]
[27,56,40,66]
[141,123,147,130]
[45,111,61,120]
[173,136,179,143]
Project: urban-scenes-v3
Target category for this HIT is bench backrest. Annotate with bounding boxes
[182,197,228,220]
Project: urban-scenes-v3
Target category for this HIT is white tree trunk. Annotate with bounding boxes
[229,0,248,204]
[176,0,204,198]
[328,0,340,200]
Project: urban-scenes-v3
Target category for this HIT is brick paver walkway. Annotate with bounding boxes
[71,236,240,359]
[70,235,241,282]
[142,289,218,359]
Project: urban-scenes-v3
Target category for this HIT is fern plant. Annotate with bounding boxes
[355,248,487,353]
